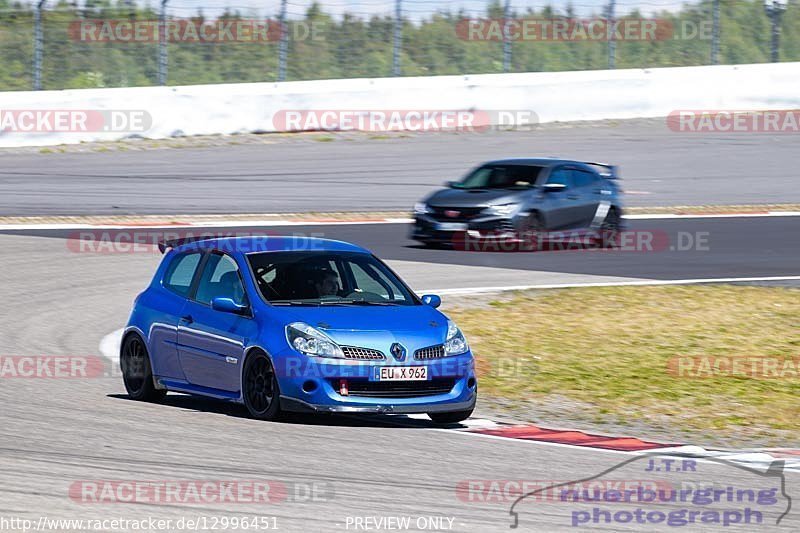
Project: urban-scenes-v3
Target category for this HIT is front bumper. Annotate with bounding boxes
[280,396,476,414]
[411,213,517,243]
[274,350,477,414]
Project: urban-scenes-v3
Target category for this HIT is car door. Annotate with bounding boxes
[176,251,258,392]
[569,169,606,228]
[150,250,203,380]
[540,166,576,230]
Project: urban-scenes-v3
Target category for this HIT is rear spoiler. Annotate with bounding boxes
[157,236,210,254]
[583,162,620,179]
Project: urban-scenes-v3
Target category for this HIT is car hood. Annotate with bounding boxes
[426,187,526,207]
[281,304,449,350]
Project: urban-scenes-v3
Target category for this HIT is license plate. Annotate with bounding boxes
[377,366,428,381]
[436,222,467,231]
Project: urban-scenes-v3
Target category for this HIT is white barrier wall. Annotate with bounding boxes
[1,62,799,147]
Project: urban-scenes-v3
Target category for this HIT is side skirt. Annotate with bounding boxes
[157,378,242,402]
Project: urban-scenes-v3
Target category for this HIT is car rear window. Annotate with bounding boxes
[163,252,202,296]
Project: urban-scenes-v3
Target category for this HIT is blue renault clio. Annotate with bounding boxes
[121,236,476,423]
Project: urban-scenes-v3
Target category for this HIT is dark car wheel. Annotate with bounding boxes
[428,408,474,424]
[597,208,622,248]
[120,334,166,402]
[518,212,544,250]
[243,351,282,421]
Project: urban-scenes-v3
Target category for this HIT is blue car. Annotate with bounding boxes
[121,236,476,423]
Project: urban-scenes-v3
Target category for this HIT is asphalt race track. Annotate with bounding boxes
[2,121,800,532]
[1,121,799,215]
[3,216,800,283]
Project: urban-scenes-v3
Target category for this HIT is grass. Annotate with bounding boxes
[448,285,800,440]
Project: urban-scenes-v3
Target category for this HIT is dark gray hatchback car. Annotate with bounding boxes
[411,158,624,248]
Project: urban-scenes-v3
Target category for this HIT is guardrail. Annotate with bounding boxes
[1,62,798,148]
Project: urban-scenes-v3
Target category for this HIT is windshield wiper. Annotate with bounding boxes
[270,301,319,306]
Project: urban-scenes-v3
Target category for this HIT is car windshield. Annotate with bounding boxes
[247,251,419,306]
[454,164,543,190]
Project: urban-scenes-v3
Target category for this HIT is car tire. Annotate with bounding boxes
[120,334,167,402]
[597,208,622,248]
[428,408,474,424]
[518,212,544,251]
[242,350,282,421]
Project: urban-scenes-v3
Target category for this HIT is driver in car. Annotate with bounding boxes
[314,269,340,297]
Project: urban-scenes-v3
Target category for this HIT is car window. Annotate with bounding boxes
[547,168,572,187]
[163,252,202,296]
[349,262,406,301]
[247,251,417,306]
[194,253,248,307]
[457,165,542,189]
[571,169,599,188]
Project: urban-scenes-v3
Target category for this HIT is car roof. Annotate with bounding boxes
[171,236,370,255]
[481,157,588,167]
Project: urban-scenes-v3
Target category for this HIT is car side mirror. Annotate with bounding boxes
[542,183,567,193]
[421,294,442,308]
[211,297,249,315]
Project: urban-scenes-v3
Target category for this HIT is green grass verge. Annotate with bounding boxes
[448,285,800,438]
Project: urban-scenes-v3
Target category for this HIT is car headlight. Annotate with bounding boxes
[485,203,520,217]
[285,322,344,358]
[444,320,469,356]
[414,202,430,215]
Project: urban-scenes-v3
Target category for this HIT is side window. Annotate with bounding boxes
[351,263,389,298]
[194,253,248,307]
[547,168,571,187]
[571,170,599,188]
[163,252,202,296]
[349,262,409,302]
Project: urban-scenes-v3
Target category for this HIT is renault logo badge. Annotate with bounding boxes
[390,343,407,361]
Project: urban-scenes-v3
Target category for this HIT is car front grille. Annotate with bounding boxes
[415,344,446,360]
[337,379,457,398]
[341,346,385,360]
[429,206,486,222]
